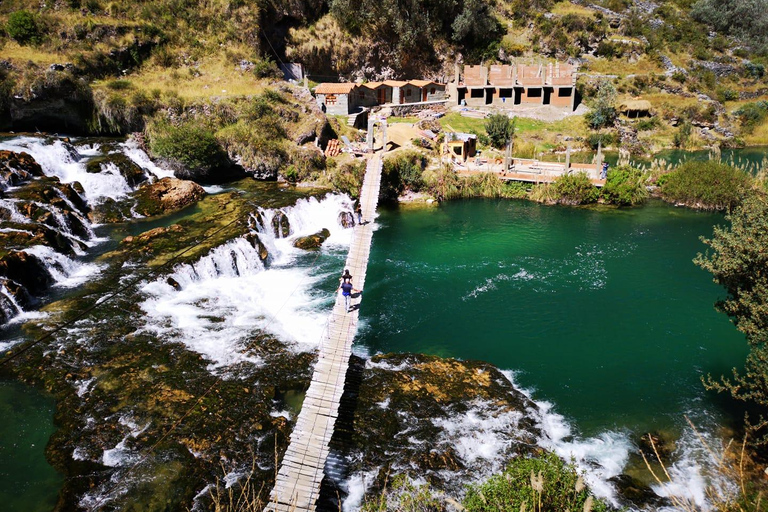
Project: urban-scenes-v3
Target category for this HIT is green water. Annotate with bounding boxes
[358,199,748,436]
[0,380,62,512]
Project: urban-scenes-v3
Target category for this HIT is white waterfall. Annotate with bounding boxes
[0,135,175,203]
[0,135,178,325]
[140,194,355,369]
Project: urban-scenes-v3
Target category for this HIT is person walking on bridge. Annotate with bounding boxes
[337,278,361,312]
[355,202,363,225]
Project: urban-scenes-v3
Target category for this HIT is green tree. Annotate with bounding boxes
[485,113,515,149]
[695,194,768,443]
[6,10,41,45]
[601,165,649,206]
[585,79,617,130]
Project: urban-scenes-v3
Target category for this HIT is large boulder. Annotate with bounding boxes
[86,153,148,188]
[134,178,205,216]
[292,228,330,250]
[0,150,44,189]
[271,210,291,238]
[0,251,54,295]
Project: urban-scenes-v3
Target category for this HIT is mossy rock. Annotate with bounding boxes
[351,353,542,493]
[85,153,148,188]
[12,176,90,217]
[292,228,331,250]
[133,177,205,217]
[0,150,44,188]
[271,210,290,238]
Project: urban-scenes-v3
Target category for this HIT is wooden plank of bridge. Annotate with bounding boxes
[264,156,382,512]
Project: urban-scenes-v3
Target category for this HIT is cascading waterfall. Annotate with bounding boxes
[0,135,179,324]
[140,194,355,369]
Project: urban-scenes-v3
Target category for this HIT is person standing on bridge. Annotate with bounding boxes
[355,202,363,225]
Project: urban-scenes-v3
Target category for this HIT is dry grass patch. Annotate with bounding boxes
[0,41,67,66]
[583,55,664,76]
[115,55,266,100]
[551,0,596,17]
[743,120,768,146]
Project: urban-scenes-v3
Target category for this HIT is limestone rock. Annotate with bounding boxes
[292,228,330,250]
[244,232,270,263]
[0,251,53,296]
[85,153,148,188]
[0,150,44,189]
[134,178,205,216]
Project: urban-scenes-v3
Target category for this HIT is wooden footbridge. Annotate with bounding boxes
[265,156,383,512]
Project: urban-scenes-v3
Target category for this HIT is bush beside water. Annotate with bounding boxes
[661,160,753,210]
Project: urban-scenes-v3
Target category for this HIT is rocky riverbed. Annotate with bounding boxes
[0,138,689,512]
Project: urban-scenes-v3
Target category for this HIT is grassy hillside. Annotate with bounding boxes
[1,0,767,148]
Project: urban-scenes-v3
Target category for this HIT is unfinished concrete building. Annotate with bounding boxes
[450,62,578,111]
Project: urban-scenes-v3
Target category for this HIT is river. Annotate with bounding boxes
[0,139,765,510]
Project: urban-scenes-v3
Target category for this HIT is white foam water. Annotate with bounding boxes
[0,135,175,325]
[500,371,738,511]
[0,136,177,203]
[118,139,176,180]
[139,194,355,369]
[23,245,104,288]
[652,414,737,511]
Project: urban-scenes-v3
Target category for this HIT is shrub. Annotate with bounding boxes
[485,113,515,149]
[586,132,617,150]
[716,87,739,103]
[745,62,765,79]
[252,59,282,79]
[106,79,133,90]
[150,121,230,172]
[327,160,366,196]
[636,117,660,131]
[734,101,768,133]
[661,160,753,210]
[6,11,41,45]
[463,452,609,512]
[673,122,692,148]
[553,172,599,205]
[381,151,426,200]
[601,164,649,205]
[585,79,618,129]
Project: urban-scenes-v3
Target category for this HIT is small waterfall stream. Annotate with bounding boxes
[0,135,176,324]
[140,194,355,369]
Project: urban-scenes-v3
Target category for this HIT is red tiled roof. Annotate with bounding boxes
[315,83,358,94]
[363,82,387,89]
[408,79,434,87]
[383,80,407,87]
